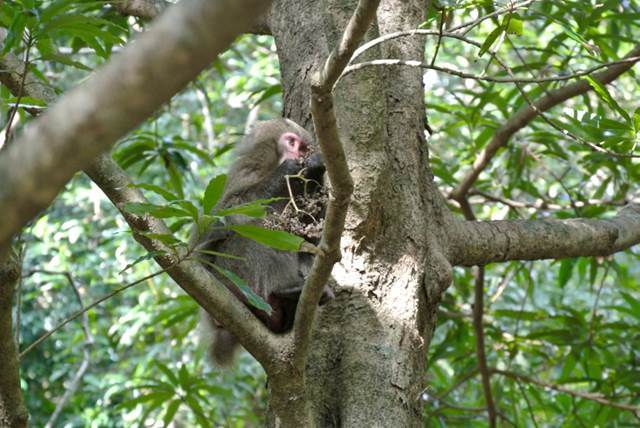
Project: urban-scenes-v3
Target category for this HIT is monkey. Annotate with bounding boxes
[195,118,333,365]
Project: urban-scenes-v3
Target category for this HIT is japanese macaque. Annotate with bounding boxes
[196,118,333,365]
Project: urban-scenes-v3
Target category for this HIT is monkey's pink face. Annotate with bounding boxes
[278,131,308,163]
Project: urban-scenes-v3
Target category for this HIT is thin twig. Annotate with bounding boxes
[28,271,95,428]
[451,0,536,35]
[429,9,446,67]
[473,266,497,427]
[514,377,540,428]
[492,368,640,413]
[469,190,633,212]
[343,56,640,86]
[19,268,166,359]
[3,35,32,147]
[588,263,609,342]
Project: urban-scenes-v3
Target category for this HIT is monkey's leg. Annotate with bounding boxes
[266,284,335,332]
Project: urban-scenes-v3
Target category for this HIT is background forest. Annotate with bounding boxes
[1,0,639,426]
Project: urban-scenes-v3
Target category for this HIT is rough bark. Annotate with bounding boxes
[271,0,453,425]
[0,252,28,428]
[450,204,640,266]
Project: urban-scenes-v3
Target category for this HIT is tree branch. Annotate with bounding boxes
[450,43,640,201]
[0,252,28,428]
[19,267,165,359]
[292,0,380,369]
[348,32,640,191]
[112,0,166,20]
[343,56,640,85]
[37,271,94,428]
[492,368,640,413]
[450,204,640,266]
[111,0,271,34]
[0,0,271,250]
[0,7,281,369]
[0,49,56,117]
[473,267,497,428]
[84,155,281,369]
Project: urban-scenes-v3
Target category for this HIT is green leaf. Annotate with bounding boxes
[177,365,191,386]
[195,215,217,238]
[117,391,173,410]
[184,395,211,428]
[217,198,280,218]
[210,265,272,314]
[5,96,48,108]
[130,183,179,201]
[504,14,523,35]
[166,162,185,199]
[251,83,283,107]
[539,13,598,54]
[172,141,214,164]
[3,13,27,54]
[142,233,183,246]
[35,36,54,56]
[173,200,199,220]
[196,249,244,260]
[620,292,640,321]
[558,258,576,288]
[162,400,181,428]
[118,251,166,274]
[230,224,305,252]
[203,175,227,214]
[493,309,540,321]
[155,361,179,386]
[583,76,632,125]
[478,25,503,57]
[39,53,92,71]
[123,202,192,219]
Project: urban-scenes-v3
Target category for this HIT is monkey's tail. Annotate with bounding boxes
[200,310,239,366]
[209,327,239,366]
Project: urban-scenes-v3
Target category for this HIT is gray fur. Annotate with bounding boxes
[197,119,330,366]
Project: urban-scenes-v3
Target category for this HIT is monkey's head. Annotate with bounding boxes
[227,119,316,189]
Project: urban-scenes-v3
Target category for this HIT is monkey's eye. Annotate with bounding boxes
[287,138,296,147]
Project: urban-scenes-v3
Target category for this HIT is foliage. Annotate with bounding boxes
[2,0,639,426]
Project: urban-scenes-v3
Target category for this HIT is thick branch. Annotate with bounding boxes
[293,0,380,368]
[0,0,271,249]
[112,0,270,34]
[112,0,166,19]
[84,155,280,368]
[450,44,640,201]
[1,6,280,369]
[0,252,28,428]
[450,204,640,266]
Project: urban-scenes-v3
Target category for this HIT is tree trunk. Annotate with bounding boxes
[271,1,453,425]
